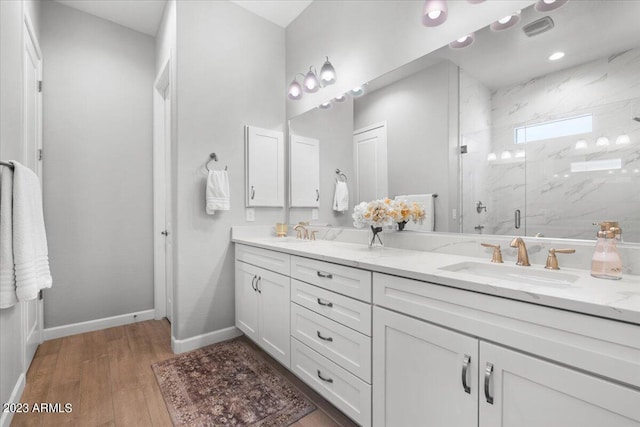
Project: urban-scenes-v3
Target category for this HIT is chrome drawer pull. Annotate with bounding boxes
[251,275,257,292]
[461,355,471,394]
[317,298,333,308]
[484,363,494,404]
[317,331,334,342]
[257,276,261,294]
[317,370,333,383]
[316,271,333,279]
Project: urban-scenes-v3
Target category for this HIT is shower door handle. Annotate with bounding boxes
[514,209,521,229]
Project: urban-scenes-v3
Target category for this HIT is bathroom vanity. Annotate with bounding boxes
[233,232,640,427]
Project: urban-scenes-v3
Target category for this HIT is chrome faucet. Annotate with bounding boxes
[510,237,530,266]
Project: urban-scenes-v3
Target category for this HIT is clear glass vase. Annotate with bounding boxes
[369,226,384,248]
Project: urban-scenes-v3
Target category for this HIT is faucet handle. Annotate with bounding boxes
[545,248,575,270]
[310,230,318,241]
[481,243,504,263]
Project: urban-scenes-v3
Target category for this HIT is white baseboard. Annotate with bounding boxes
[0,373,25,427]
[171,326,242,354]
[43,309,155,341]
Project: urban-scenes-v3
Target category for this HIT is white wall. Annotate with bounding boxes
[40,1,155,327]
[285,0,534,119]
[353,61,457,232]
[174,1,285,340]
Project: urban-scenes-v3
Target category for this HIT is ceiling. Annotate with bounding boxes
[54,0,312,36]
[55,0,168,36]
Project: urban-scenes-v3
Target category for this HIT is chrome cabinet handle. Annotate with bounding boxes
[514,209,521,229]
[251,275,257,292]
[317,298,333,308]
[461,355,471,394]
[317,370,333,383]
[316,271,333,279]
[317,331,333,342]
[316,189,320,202]
[484,363,494,404]
[257,276,261,293]
[251,186,255,200]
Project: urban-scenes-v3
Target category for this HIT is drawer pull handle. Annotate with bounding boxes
[317,331,333,342]
[317,370,333,383]
[461,355,471,394]
[484,363,494,405]
[316,271,333,279]
[317,298,333,308]
[257,276,262,294]
[251,275,257,292]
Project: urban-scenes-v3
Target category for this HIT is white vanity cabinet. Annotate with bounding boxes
[235,246,290,368]
[373,273,640,427]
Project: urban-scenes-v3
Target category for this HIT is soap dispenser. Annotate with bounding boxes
[590,223,623,280]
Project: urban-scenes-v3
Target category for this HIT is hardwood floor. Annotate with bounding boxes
[11,320,357,427]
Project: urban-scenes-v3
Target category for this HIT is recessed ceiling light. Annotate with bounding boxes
[549,51,565,61]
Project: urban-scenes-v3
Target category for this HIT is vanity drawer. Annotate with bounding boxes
[291,337,371,427]
[291,255,372,302]
[291,279,372,336]
[235,244,290,276]
[291,303,371,383]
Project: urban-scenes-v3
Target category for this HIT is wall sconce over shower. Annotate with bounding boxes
[288,57,337,101]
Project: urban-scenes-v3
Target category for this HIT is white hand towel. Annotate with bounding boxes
[206,170,230,215]
[333,181,349,212]
[9,162,52,304]
[0,164,17,308]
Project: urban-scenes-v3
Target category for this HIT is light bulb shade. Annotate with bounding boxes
[303,69,320,93]
[288,79,303,100]
[422,0,448,27]
[318,102,332,110]
[490,11,521,31]
[334,94,346,102]
[349,86,365,97]
[595,136,610,147]
[535,0,568,13]
[449,33,475,49]
[320,57,336,85]
[574,139,588,149]
[616,134,631,145]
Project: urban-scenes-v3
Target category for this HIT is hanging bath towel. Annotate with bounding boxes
[206,170,230,215]
[333,181,349,212]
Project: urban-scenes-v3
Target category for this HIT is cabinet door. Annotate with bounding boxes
[373,307,478,427]
[290,134,320,207]
[245,125,284,207]
[479,341,640,427]
[257,269,291,368]
[235,261,260,342]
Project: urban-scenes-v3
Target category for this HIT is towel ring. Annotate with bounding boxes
[206,153,228,171]
[335,169,347,182]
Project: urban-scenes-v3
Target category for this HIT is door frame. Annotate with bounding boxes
[153,57,172,320]
[22,10,43,371]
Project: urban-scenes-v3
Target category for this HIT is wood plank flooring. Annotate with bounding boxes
[11,319,357,427]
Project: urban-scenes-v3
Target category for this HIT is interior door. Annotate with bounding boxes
[354,122,388,203]
[163,86,173,323]
[23,16,43,370]
[289,134,320,207]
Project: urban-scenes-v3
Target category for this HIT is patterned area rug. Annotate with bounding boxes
[152,338,316,426]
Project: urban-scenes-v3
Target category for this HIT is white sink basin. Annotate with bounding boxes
[439,261,579,287]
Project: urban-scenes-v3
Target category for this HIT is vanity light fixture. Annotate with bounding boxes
[595,136,610,147]
[288,57,338,100]
[574,139,588,149]
[487,153,497,161]
[501,150,512,160]
[422,0,448,27]
[303,67,321,93]
[287,75,304,100]
[318,101,332,109]
[549,51,565,61]
[491,10,521,31]
[319,57,337,85]
[616,134,631,145]
[349,86,365,97]
[515,150,526,158]
[449,33,475,49]
[535,0,569,13]
[334,94,346,102]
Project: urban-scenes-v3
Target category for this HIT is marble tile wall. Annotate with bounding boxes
[461,48,640,242]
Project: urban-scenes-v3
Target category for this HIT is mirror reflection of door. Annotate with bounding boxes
[353,122,388,203]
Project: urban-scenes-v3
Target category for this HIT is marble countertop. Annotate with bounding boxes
[232,236,640,325]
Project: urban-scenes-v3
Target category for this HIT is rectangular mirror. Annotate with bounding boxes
[287,0,640,242]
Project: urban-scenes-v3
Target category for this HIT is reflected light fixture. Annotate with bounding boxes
[501,151,512,160]
[318,102,332,110]
[491,10,521,31]
[616,134,631,145]
[422,0,448,27]
[349,86,365,97]
[449,33,475,49]
[574,139,588,150]
[535,0,569,13]
[487,153,497,161]
[515,150,526,158]
[549,51,565,61]
[303,67,320,93]
[595,136,610,147]
[334,94,346,102]
[319,57,337,85]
